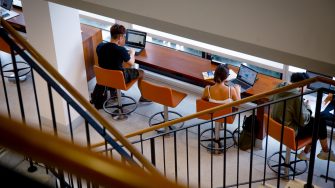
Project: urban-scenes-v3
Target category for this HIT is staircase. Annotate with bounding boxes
[0,147,56,187]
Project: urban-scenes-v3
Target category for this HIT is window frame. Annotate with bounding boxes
[132,25,284,74]
[78,11,294,80]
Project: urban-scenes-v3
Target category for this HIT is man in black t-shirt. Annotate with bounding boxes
[96,24,150,102]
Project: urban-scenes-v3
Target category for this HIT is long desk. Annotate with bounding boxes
[137,43,282,99]
[136,43,213,87]
[136,43,282,139]
[7,8,282,139]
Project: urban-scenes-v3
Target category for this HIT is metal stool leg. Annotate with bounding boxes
[214,122,220,148]
[285,148,291,178]
[2,61,31,82]
[114,89,127,120]
[210,122,225,154]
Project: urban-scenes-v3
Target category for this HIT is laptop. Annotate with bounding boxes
[13,0,21,8]
[227,64,258,93]
[306,70,332,92]
[124,29,147,55]
[0,0,19,20]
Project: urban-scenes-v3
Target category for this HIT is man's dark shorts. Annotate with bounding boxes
[124,68,139,83]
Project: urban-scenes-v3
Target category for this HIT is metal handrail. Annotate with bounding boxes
[0,18,158,175]
[123,76,335,139]
[91,76,335,148]
[95,88,334,187]
[0,115,183,188]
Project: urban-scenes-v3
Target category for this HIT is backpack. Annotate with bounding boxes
[90,84,107,109]
[236,115,259,151]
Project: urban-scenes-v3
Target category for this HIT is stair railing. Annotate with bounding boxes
[0,114,182,188]
[0,18,158,174]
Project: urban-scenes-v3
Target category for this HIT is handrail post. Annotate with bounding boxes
[10,46,37,173]
[150,138,156,166]
[305,89,323,188]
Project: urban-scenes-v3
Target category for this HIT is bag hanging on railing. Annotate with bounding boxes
[90,84,107,109]
[235,114,259,151]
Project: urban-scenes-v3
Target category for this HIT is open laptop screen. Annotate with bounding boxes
[125,29,146,48]
[1,0,13,11]
[237,64,258,86]
[306,71,332,90]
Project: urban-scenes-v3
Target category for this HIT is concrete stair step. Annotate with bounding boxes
[258,183,276,188]
[0,148,56,187]
[0,148,25,169]
[285,179,321,188]
[258,179,322,188]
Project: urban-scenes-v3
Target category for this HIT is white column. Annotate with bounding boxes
[282,64,290,82]
[21,0,88,128]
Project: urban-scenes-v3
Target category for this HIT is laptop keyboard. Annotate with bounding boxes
[125,46,141,53]
[125,46,143,56]
[231,79,251,90]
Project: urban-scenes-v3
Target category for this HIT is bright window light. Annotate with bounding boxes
[146,36,152,42]
[79,10,115,23]
[133,24,283,70]
[289,66,306,73]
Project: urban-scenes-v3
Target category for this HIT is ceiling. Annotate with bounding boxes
[44,0,335,76]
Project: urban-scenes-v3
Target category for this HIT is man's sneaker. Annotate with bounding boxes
[317,150,335,162]
[297,151,310,161]
[139,96,152,103]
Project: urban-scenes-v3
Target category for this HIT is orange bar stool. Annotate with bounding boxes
[141,80,187,133]
[196,99,235,153]
[94,65,138,120]
[264,114,312,177]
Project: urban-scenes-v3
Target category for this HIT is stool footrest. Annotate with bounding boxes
[200,128,234,153]
[2,61,31,79]
[149,110,184,133]
[267,151,308,177]
[103,95,137,120]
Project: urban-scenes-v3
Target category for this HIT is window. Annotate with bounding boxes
[248,64,282,79]
[212,55,240,67]
[149,38,203,57]
[78,10,285,80]
[288,65,306,73]
[79,10,115,31]
[133,24,283,79]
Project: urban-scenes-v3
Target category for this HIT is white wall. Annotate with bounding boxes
[46,0,335,76]
[22,0,88,127]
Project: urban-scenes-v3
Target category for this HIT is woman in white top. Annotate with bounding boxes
[202,64,241,103]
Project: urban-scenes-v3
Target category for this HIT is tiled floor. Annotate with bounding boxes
[0,51,334,187]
